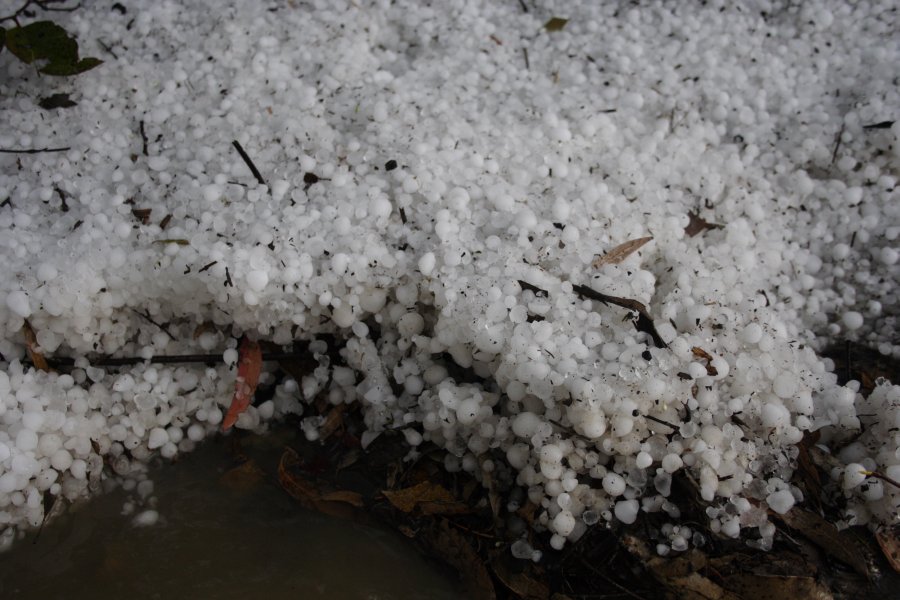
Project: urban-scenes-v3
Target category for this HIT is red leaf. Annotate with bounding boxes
[221,337,262,431]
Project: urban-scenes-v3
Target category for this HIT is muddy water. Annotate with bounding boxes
[0,432,463,600]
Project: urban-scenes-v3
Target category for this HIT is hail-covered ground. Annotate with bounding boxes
[0,0,898,554]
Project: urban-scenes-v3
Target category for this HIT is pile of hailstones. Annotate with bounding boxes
[1,287,899,556]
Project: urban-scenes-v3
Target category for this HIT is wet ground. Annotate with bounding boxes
[0,430,464,600]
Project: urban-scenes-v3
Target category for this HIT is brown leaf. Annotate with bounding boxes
[278,448,361,520]
[685,211,722,237]
[492,557,550,600]
[691,346,719,376]
[876,526,900,574]
[22,321,50,372]
[131,207,152,224]
[222,337,262,431]
[382,481,470,516]
[420,519,495,600]
[319,403,347,441]
[778,509,873,578]
[544,17,568,32]
[319,490,365,508]
[721,573,833,600]
[218,459,265,493]
[621,537,739,600]
[592,236,653,268]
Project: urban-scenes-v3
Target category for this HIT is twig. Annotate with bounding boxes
[138,120,148,156]
[864,470,900,490]
[517,0,528,12]
[0,147,70,154]
[571,283,668,348]
[131,308,176,340]
[29,351,310,368]
[642,414,679,430]
[522,47,530,70]
[231,140,266,186]
[831,122,845,165]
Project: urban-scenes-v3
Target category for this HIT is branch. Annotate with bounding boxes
[0,147,70,154]
[231,140,266,186]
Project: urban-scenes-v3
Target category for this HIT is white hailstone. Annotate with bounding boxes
[223,348,239,366]
[50,449,73,471]
[761,401,790,429]
[739,323,763,344]
[661,453,684,473]
[602,472,626,496]
[512,412,542,438]
[842,311,864,331]
[772,372,799,399]
[635,451,653,469]
[15,428,39,452]
[842,463,868,489]
[614,499,639,524]
[553,510,576,536]
[6,290,31,318]
[187,423,205,442]
[540,444,564,480]
[397,313,425,337]
[456,398,481,425]
[766,489,795,514]
[132,510,160,527]
[246,270,269,292]
[147,427,169,449]
[418,252,436,275]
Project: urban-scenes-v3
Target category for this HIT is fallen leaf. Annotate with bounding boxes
[592,236,653,268]
[776,509,872,578]
[420,519,495,600]
[5,21,102,76]
[685,211,722,237]
[131,207,152,224]
[218,459,265,493]
[691,346,719,376]
[22,321,50,372]
[222,337,263,431]
[722,573,833,600]
[320,490,365,508]
[38,93,77,109]
[277,447,360,520]
[875,526,900,574]
[318,403,347,441]
[544,17,568,32]
[382,480,470,516]
[492,557,550,600]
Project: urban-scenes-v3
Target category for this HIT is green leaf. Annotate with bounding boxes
[544,17,569,32]
[40,57,103,76]
[5,21,102,76]
[39,93,77,109]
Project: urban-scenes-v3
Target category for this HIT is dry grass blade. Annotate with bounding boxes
[592,236,653,268]
[22,321,50,372]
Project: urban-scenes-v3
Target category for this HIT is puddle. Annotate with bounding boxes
[0,433,464,600]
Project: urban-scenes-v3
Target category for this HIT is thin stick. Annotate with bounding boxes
[517,0,528,12]
[131,309,176,340]
[571,283,668,348]
[231,140,266,186]
[138,120,148,156]
[0,147,70,154]
[35,351,308,368]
